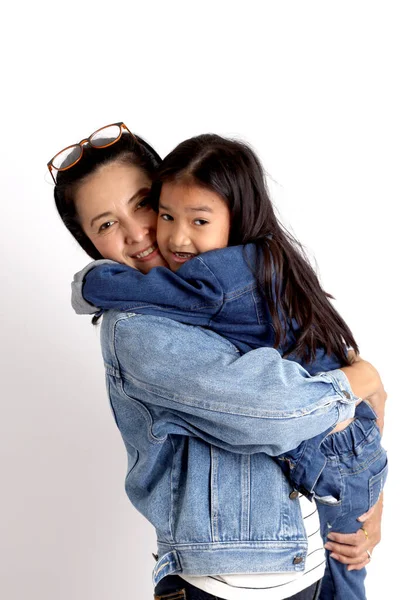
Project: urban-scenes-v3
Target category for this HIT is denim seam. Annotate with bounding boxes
[168,436,176,543]
[210,446,219,542]
[157,541,308,549]
[115,377,168,444]
[222,283,259,300]
[338,447,386,476]
[196,255,258,302]
[117,366,344,419]
[241,454,251,540]
[116,301,222,312]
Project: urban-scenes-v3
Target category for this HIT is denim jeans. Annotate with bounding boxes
[154,575,322,599]
[316,412,388,600]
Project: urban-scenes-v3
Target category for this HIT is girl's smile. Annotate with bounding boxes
[157,181,231,271]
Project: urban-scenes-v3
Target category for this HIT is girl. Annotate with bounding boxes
[71,133,387,600]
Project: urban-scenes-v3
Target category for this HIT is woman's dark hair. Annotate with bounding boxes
[153,134,358,364]
[54,133,162,259]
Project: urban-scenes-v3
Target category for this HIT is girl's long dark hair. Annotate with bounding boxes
[153,134,358,364]
[53,133,161,259]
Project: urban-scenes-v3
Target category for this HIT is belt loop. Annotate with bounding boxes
[154,590,187,600]
[152,551,182,586]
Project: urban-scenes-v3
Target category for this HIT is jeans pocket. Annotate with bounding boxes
[313,464,342,506]
[369,458,388,509]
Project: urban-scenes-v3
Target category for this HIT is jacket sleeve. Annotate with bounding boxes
[72,258,224,323]
[105,312,358,455]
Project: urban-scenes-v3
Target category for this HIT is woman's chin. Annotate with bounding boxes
[132,253,168,273]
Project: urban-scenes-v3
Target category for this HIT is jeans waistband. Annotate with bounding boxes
[290,401,378,496]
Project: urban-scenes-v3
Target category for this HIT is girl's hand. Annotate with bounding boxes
[324,494,383,570]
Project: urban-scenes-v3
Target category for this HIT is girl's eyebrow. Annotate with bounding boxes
[90,188,150,227]
[159,202,213,213]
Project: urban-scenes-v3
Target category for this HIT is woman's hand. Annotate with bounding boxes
[365,383,387,434]
[324,494,383,570]
[340,358,382,401]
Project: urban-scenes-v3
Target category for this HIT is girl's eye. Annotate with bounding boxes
[194,219,209,226]
[160,213,173,221]
[98,221,115,233]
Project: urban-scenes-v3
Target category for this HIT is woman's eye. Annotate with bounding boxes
[136,196,151,210]
[98,221,115,232]
[194,219,209,226]
[160,213,173,221]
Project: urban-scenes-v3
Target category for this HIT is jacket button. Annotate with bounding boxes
[293,556,304,565]
[289,490,300,499]
[343,390,351,399]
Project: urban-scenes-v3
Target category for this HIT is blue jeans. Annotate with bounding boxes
[154,575,322,599]
[316,410,388,600]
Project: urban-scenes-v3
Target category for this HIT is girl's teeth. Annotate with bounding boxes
[175,253,194,258]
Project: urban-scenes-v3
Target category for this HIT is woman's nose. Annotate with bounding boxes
[124,220,148,245]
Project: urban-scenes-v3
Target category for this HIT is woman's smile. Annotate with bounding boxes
[74,161,167,273]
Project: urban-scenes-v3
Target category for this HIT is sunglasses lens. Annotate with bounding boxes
[52,145,82,170]
[90,124,122,147]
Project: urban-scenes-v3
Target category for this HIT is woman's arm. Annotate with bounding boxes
[103,312,381,455]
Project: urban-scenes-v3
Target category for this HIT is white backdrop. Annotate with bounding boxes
[1,2,398,599]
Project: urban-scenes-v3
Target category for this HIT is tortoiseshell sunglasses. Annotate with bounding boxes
[47,122,135,184]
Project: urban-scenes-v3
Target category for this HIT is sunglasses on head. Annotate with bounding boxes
[47,122,135,184]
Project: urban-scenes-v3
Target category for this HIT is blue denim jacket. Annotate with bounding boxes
[72,250,359,583]
[72,245,348,491]
[100,311,356,583]
[72,244,343,374]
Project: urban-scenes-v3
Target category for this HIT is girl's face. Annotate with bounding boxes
[157,181,231,271]
[75,161,167,273]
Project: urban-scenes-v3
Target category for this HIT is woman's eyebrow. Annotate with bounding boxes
[90,188,151,227]
[90,211,113,228]
[127,187,151,205]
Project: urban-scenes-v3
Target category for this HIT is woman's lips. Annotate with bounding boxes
[131,244,160,262]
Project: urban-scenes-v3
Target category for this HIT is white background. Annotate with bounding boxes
[1,1,398,598]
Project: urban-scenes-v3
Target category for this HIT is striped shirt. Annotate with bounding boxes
[180,496,325,599]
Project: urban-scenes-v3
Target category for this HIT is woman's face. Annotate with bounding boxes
[75,161,167,273]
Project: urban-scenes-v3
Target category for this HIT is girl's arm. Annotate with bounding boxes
[72,256,224,321]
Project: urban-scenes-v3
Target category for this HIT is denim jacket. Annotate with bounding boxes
[72,253,358,583]
[72,244,343,374]
[72,245,349,495]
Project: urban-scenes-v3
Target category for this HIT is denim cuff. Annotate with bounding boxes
[71,259,117,315]
[318,368,360,406]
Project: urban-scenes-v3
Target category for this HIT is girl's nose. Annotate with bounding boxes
[169,226,191,249]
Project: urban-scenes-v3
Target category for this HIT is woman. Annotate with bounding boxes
[50,123,385,599]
